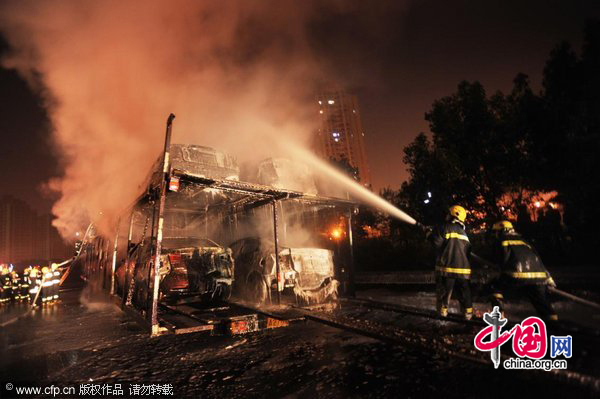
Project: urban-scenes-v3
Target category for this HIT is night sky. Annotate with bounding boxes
[1,0,599,213]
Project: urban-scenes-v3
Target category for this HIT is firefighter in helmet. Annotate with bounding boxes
[21,266,31,302]
[1,265,11,304]
[51,263,61,301]
[41,266,53,304]
[489,220,558,321]
[29,267,42,307]
[11,270,22,302]
[430,205,473,319]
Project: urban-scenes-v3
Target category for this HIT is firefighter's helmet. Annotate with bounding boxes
[41,266,49,274]
[492,220,513,231]
[448,205,467,222]
[51,263,58,271]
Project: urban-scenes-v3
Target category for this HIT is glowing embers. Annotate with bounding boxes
[330,227,342,240]
[169,176,180,192]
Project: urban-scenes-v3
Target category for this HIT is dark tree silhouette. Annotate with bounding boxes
[398,20,600,260]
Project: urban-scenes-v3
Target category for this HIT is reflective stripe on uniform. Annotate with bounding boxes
[445,232,469,241]
[436,266,471,275]
[509,272,547,279]
[501,240,531,247]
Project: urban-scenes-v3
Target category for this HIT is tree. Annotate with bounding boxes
[400,20,600,259]
[400,80,533,226]
[534,20,600,249]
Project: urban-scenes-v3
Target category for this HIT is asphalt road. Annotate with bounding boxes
[0,288,597,398]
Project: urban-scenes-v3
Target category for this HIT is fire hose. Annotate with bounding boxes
[470,252,600,310]
[56,222,94,287]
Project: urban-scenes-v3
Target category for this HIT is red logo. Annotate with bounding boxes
[475,315,547,360]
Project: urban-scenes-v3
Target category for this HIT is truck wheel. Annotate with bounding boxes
[216,283,232,301]
[247,273,267,305]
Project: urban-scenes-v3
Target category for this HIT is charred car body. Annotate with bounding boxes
[169,144,239,181]
[115,237,233,303]
[230,237,338,305]
[254,158,318,195]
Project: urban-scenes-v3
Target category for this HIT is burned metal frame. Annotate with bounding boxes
[110,218,120,295]
[150,113,175,335]
[108,114,356,335]
[272,200,282,305]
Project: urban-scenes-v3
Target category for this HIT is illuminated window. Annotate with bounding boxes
[318,100,322,105]
[328,100,335,105]
[319,110,323,114]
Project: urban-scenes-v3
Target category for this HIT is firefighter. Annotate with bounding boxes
[429,205,473,319]
[51,263,61,301]
[489,221,558,321]
[41,266,53,304]
[11,270,22,302]
[29,267,42,307]
[1,265,12,304]
[21,266,31,302]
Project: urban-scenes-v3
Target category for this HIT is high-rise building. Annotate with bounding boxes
[314,87,371,188]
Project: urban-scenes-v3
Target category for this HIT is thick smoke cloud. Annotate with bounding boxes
[0,0,328,238]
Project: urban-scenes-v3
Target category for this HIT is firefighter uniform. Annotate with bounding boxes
[490,221,558,321]
[29,267,42,307]
[21,267,31,302]
[41,267,53,304]
[11,271,22,301]
[1,266,12,304]
[430,206,473,319]
[51,263,61,301]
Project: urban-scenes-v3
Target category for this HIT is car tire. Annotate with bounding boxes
[215,283,232,301]
[246,273,267,305]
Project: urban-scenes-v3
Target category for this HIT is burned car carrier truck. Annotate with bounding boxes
[77,114,356,335]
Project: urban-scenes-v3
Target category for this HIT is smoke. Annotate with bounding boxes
[0,0,416,240]
[0,1,326,237]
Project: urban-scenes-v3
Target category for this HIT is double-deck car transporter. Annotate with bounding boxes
[75,114,356,336]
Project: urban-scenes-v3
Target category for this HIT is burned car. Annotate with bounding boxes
[239,158,319,195]
[159,237,234,301]
[229,237,338,305]
[256,158,318,195]
[169,144,239,181]
[115,237,233,303]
